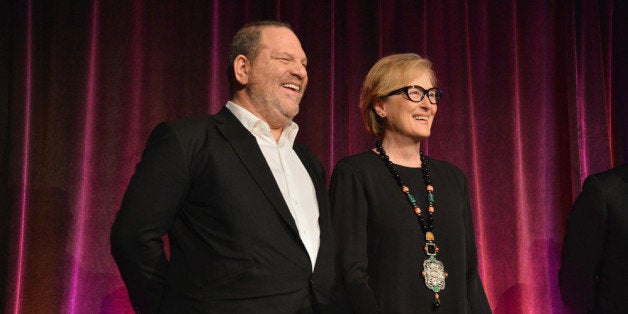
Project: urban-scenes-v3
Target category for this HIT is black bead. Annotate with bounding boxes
[432,299,440,311]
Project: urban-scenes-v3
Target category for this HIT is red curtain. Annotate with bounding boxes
[2,1,626,313]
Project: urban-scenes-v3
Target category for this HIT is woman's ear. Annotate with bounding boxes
[233,55,249,85]
[373,98,386,118]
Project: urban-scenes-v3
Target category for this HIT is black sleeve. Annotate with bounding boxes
[330,161,379,314]
[110,122,191,313]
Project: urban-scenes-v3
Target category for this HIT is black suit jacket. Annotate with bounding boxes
[559,164,628,313]
[111,107,335,313]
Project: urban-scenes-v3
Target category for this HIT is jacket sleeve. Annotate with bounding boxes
[110,122,191,313]
[330,161,379,314]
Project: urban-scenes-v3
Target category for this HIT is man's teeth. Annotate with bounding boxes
[282,83,300,91]
[413,115,428,121]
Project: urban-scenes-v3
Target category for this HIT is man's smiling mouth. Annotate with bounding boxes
[282,83,301,92]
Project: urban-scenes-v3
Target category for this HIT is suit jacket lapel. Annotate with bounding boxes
[214,107,300,236]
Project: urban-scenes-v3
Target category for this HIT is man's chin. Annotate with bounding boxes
[265,112,294,129]
[282,105,299,121]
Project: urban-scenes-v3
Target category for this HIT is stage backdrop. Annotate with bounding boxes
[2,1,627,313]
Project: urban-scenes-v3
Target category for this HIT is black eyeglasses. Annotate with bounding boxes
[383,85,443,104]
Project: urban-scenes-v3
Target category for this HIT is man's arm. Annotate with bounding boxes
[111,122,191,313]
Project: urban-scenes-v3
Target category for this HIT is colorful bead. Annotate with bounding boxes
[425,231,434,241]
[427,192,435,204]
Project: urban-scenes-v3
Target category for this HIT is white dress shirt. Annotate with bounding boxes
[226,101,320,271]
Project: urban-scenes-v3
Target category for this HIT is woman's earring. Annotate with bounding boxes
[380,113,386,117]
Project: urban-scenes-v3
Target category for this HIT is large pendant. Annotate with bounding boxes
[422,234,447,294]
[422,255,446,310]
[422,236,447,308]
[422,256,446,293]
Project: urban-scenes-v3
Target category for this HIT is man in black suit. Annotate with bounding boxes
[559,163,628,313]
[110,20,335,313]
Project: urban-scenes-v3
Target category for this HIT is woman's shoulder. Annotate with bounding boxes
[331,151,387,182]
[425,157,468,180]
[334,151,381,169]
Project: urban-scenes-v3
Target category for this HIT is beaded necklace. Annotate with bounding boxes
[375,140,447,310]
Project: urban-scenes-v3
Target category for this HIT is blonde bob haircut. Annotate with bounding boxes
[360,53,437,137]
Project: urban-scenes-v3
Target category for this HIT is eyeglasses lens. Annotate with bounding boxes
[427,89,440,104]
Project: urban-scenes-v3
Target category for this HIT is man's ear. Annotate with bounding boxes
[233,55,249,85]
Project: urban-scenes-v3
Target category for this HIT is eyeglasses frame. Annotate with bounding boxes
[383,85,443,105]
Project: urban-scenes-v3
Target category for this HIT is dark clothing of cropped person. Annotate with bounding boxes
[559,164,628,314]
[110,21,335,313]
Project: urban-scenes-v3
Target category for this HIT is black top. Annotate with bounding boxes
[330,151,491,313]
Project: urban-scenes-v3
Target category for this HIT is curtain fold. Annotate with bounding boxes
[2,1,625,313]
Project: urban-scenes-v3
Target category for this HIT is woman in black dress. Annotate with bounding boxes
[330,53,491,313]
